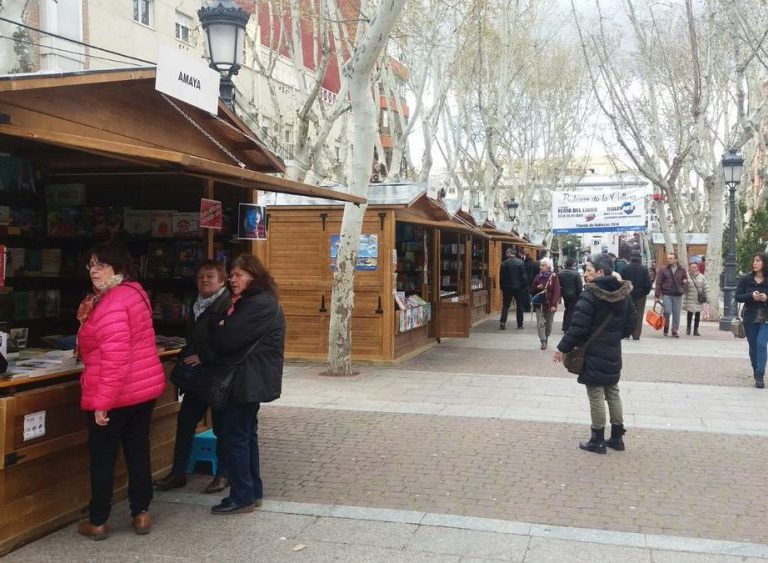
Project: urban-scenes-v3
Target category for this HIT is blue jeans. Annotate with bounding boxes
[217,403,262,506]
[744,322,768,379]
[171,391,225,477]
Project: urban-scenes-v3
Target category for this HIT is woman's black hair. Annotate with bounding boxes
[89,241,134,278]
[753,252,768,276]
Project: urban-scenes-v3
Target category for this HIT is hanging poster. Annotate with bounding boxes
[200,198,223,230]
[330,234,378,271]
[551,186,646,234]
[237,203,267,240]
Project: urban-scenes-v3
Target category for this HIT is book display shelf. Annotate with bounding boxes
[439,231,467,302]
[394,222,433,334]
[0,157,247,346]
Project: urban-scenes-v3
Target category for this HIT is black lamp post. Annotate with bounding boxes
[198,0,250,111]
[506,199,519,222]
[719,149,745,331]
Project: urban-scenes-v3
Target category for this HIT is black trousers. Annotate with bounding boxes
[87,400,155,526]
[500,289,525,327]
[217,403,262,506]
[686,311,701,332]
[170,392,226,477]
[562,296,579,332]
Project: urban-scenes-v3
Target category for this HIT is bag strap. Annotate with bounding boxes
[232,307,280,365]
[581,308,615,351]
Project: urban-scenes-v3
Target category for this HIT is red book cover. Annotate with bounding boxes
[200,198,223,230]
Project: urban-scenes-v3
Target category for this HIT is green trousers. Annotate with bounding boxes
[586,383,623,429]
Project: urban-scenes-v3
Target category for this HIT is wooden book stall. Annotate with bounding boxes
[0,68,361,555]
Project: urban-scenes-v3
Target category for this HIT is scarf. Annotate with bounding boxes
[77,274,125,325]
[193,286,227,320]
[227,293,243,316]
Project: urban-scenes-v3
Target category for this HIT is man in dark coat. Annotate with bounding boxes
[558,257,583,332]
[499,248,528,330]
[655,252,688,337]
[553,253,636,454]
[523,254,539,312]
[621,251,652,340]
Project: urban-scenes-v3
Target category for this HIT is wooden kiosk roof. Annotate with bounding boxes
[266,184,487,236]
[0,68,364,203]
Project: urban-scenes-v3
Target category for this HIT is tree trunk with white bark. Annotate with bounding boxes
[326,0,406,376]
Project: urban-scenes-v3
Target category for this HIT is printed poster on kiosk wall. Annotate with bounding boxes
[551,186,646,234]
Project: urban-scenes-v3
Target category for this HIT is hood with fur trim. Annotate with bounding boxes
[584,276,633,304]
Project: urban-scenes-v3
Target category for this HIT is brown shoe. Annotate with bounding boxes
[132,512,152,535]
[78,521,108,541]
[204,476,230,494]
[153,473,187,491]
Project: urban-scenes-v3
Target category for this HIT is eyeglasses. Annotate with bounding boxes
[85,261,107,272]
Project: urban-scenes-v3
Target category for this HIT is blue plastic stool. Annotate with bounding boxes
[186,429,218,475]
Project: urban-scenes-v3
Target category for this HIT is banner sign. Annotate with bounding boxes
[551,187,646,234]
[155,44,220,114]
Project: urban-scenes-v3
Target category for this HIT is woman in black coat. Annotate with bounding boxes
[209,254,285,514]
[554,253,636,454]
[155,260,232,494]
[735,252,768,388]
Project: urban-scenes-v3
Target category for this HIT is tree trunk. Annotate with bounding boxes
[326,0,406,376]
[704,174,725,320]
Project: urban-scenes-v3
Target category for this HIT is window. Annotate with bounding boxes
[133,0,152,27]
[175,12,192,43]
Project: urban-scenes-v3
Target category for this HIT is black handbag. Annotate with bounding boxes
[198,326,273,409]
[563,312,614,375]
[170,359,203,394]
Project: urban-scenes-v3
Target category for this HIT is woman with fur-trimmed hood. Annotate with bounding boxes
[553,253,637,454]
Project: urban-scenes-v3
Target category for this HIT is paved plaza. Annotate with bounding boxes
[7,315,768,561]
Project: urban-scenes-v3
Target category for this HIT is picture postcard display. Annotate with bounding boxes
[237,203,267,240]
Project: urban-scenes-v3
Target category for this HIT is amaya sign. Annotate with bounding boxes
[155,44,220,114]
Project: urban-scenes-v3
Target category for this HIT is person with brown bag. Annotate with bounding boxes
[552,253,636,453]
[683,261,709,336]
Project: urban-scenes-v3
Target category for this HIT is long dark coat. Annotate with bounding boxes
[181,289,231,365]
[556,276,636,386]
[211,285,285,404]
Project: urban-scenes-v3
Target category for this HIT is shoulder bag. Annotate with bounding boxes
[732,303,746,339]
[563,311,614,376]
[691,277,707,304]
[531,274,554,306]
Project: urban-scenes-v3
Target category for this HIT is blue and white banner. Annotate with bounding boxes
[552,187,646,234]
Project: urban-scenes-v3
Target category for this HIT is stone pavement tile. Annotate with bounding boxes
[393,342,753,387]
[522,537,651,562]
[404,526,530,560]
[259,407,768,544]
[298,517,417,549]
[650,551,768,563]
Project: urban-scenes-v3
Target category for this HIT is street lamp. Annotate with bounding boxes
[506,199,519,222]
[719,149,745,331]
[198,0,250,111]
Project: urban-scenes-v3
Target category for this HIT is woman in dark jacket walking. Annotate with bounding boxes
[210,254,285,514]
[154,260,232,494]
[531,258,561,350]
[553,253,637,453]
[736,252,768,388]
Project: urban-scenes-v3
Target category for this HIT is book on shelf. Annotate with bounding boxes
[89,207,123,239]
[0,205,9,226]
[26,249,41,276]
[151,210,174,238]
[5,247,26,277]
[0,244,4,287]
[173,241,203,278]
[45,183,86,206]
[45,289,61,317]
[124,209,153,237]
[146,242,174,279]
[394,291,407,311]
[40,248,62,276]
[47,206,83,237]
[173,212,202,238]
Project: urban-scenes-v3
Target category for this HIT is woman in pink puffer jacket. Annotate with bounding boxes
[76,242,165,541]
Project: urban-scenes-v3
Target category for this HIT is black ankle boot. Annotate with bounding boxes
[686,327,691,335]
[579,427,607,454]
[605,424,626,451]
